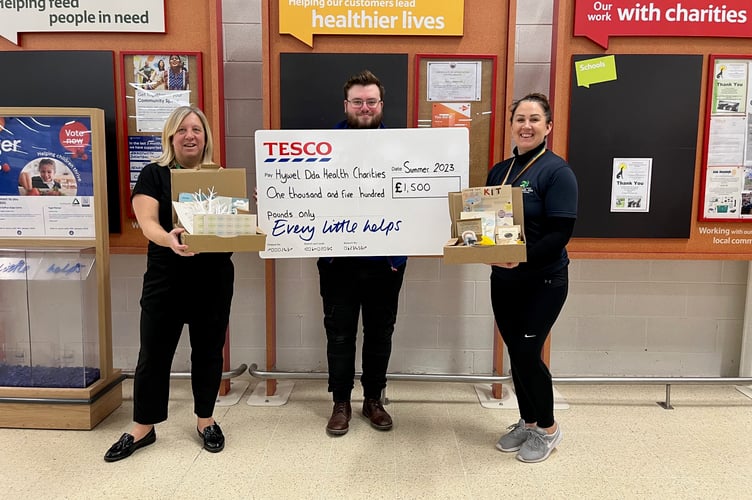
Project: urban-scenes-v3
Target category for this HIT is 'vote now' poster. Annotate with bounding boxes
[255,128,469,258]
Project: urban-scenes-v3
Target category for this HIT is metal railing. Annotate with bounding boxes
[248,363,752,409]
[121,363,248,381]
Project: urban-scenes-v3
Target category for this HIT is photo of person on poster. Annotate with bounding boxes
[31,158,62,191]
[19,158,77,196]
[133,56,174,91]
[152,59,167,90]
[163,55,189,91]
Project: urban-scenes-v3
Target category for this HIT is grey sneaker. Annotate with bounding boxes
[516,425,562,463]
[495,418,531,452]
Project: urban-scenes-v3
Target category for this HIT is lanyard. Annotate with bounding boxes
[501,148,547,186]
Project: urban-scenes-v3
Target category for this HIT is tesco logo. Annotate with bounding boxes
[262,141,333,163]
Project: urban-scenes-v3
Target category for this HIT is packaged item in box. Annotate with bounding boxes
[461,187,485,211]
[455,218,483,245]
[170,166,266,252]
[443,189,527,264]
[177,192,251,215]
[193,213,258,236]
[496,225,521,245]
[461,185,514,227]
[460,211,495,240]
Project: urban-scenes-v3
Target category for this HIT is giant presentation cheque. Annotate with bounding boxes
[255,128,469,258]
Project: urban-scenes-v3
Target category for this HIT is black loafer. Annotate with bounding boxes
[197,423,225,453]
[104,427,156,462]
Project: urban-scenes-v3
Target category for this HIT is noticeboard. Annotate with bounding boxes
[568,54,702,239]
[415,55,497,189]
[699,55,752,222]
[120,51,204,217]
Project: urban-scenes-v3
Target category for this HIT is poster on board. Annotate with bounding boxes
[0,115,95,237]
[610,158,652,212]
[255,128,469,258]
[701,56,752,220]
[120,51,203,209]
[130,54,192,133]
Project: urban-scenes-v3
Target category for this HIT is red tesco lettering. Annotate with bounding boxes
[262,141,333,156]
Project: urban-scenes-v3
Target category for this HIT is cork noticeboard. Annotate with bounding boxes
[414,55,497,189]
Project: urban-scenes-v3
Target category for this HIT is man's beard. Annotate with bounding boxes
[346,111,383,129]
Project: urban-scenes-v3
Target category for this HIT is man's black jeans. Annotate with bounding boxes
[317,257,406,402]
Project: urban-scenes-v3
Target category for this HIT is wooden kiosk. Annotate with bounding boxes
[0,1,235,422]
[0,107,122,429]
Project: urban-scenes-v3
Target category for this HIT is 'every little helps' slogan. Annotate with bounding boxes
[255,128,469,258]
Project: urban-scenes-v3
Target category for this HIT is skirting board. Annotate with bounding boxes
[247,380,295,407]
[474,383,569,410]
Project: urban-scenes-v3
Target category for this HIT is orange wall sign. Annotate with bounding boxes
[0,0,165,45]
[431,102,472,129]
[574,0,751,49]
[279,0,464,47]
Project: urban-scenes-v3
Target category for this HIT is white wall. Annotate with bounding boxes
[105,0,748,378]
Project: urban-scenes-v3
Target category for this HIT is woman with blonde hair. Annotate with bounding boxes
[104,106,233,462]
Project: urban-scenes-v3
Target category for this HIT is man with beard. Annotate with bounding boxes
[319,70,407,436]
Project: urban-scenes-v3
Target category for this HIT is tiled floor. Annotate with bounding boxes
[1,377,752,499]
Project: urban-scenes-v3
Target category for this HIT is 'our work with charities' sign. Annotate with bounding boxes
[574,0,751,49]
[279,0,464,47]
[0,0,165,45]
[255,128,469,259]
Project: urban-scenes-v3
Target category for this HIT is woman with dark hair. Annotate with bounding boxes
[163,54,189,91]
[486,93,578,463]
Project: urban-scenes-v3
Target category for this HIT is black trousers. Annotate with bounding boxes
[133,307,230,424]
[490,267,568,429]
[318,258,406,402]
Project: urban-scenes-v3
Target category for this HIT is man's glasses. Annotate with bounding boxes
[346,98,382,108]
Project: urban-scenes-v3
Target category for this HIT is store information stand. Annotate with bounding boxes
[0,107,122,429]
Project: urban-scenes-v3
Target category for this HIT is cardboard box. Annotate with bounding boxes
[442,188,527,264]
[170,165,266,253]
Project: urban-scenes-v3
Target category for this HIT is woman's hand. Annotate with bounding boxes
[133,194,195,256]
[490,262,519,269]
[169,227,195,257]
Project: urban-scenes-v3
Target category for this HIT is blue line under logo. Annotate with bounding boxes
[264,157,332,162]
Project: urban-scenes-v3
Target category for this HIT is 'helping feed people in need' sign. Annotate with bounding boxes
[255,128,469,258]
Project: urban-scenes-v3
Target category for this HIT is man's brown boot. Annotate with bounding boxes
[362,398,393,430]
[326,401,352,435]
